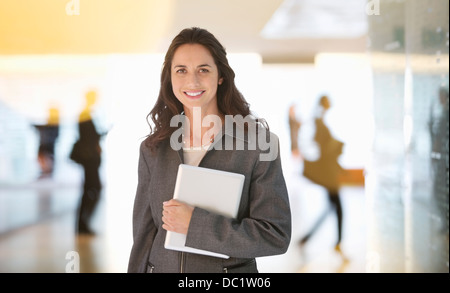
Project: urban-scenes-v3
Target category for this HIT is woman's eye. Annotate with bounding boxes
[199,68,209,73]
[176,69,186,74]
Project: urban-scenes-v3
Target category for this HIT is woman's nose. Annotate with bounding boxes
[186,72,200,87]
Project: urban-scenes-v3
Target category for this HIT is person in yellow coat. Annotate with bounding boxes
[301,95,345,255]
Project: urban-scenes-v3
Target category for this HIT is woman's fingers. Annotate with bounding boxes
[161,200,194,234]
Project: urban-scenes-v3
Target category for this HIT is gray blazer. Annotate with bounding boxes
[127,125,292,273]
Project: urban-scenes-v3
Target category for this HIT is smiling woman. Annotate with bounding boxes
[171,43,224,125]
[127,27,292,273]
[144,27,255,152]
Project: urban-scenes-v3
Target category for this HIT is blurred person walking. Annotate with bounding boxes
[429,87,449,235]
[300,95,345,256]
[288,104,302,158]
[70,90,104,235]
[33,106,60,179]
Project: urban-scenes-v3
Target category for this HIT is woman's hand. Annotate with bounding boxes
[162,199,194,235]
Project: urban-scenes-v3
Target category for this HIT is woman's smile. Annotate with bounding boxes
[184,90,205,99]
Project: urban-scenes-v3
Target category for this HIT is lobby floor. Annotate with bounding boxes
[0,157,366,273]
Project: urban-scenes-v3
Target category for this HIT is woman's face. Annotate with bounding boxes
[171,43,223,115]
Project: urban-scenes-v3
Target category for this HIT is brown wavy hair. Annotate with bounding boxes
[145,27,260,151]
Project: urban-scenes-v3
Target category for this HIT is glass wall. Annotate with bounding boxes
[367,0,449,272]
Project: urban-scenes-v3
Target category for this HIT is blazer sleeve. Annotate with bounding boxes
[127,141,157,273]
[185,141,292,259]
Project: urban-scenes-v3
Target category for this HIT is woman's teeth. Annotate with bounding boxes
[185,91,204,97]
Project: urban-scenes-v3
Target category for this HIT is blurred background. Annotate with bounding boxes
[0,0,448,273]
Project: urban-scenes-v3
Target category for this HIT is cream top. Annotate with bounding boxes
[183,146,209,166]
